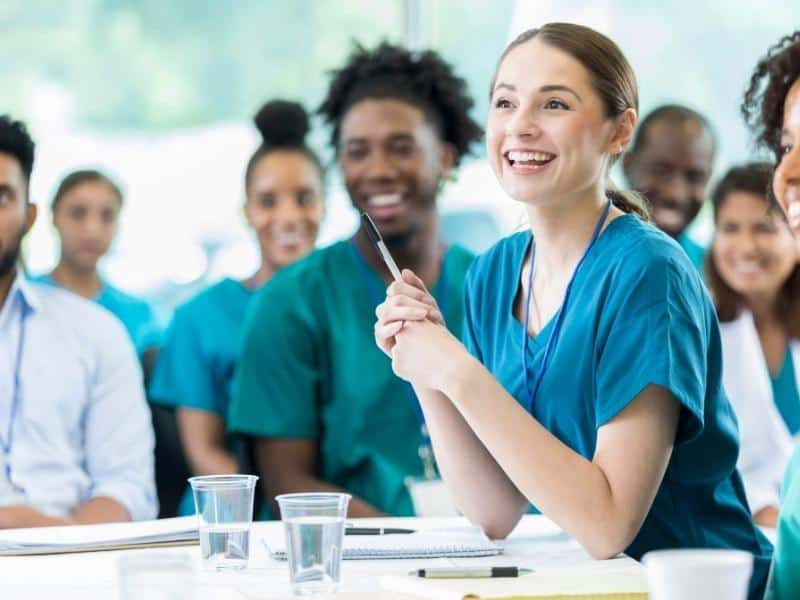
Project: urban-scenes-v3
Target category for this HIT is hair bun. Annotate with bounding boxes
[253,100,309,147]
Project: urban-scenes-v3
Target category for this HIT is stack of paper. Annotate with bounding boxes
[0,516,198,556]
[379,569,648,599]
[263,526,502,560]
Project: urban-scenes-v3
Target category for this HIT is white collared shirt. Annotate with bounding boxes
[719,309,797,514]
[0,273,157,520]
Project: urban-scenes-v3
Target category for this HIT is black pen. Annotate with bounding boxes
[412,567,534,578]
[345,526,416,535]
[361,212,403,282]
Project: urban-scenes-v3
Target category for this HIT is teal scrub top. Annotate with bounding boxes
[770,348,800,435]
[34,273,161,354]
[767,445,800,599]
[678,231,706,272]
[229,241,475,517]
[149,277,257,516]
[463,215,771,600]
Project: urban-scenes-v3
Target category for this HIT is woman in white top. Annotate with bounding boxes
[707,161,800,528]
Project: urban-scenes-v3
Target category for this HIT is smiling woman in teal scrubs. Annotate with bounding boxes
[37,170,161,355]
[375,23,771,600]
[148,100,325,516]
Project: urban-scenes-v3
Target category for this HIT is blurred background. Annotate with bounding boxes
[3,0,797,319]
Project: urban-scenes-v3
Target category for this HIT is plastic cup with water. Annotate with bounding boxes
[275,492,351,596]
[642,548,753,600]
[189,474,258,571]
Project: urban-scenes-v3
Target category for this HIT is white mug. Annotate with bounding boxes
[642,548,753,600]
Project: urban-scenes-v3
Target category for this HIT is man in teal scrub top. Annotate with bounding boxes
[623,104,715,271]
[228,42,482,517]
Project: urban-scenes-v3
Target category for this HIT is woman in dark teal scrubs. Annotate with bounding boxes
[149,100,325,516]
[375,23,771,600]
[706,163,800,529]
[742,29,800,600]
[37,170,161,355]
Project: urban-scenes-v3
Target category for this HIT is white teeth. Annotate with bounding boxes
[368,193,403,207]
[507,150,555,163]
[273,233,305,245]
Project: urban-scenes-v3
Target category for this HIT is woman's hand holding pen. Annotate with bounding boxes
[375,269,443,354]
[375,269,468,391]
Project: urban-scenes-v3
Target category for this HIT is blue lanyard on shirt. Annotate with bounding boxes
[2,302,30,486]
[349,240,448,476]
[522,200,612,412]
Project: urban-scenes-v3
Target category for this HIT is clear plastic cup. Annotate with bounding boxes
[117,551,195,600]
[275,493,351,597]
[642,549,753,600]
[189,474,258,571]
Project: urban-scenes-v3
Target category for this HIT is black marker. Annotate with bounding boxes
[412,567,534,578]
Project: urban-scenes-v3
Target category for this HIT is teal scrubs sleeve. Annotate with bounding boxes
[232,273,321,438]
[150,304,222,414]
[595,255,704,435]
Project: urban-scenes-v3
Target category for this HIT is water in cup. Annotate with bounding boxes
[199,523,250,570]
[284,515,345,594]
[189,474,258,572]
[276,493,351,597]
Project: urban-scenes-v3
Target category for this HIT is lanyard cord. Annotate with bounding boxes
[522,200,612,412]
[2,302,29,481]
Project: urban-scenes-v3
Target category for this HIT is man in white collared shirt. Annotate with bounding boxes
[0,115,157,528]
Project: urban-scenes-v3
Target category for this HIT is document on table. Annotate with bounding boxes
[0,516,199,556]
[263,526,503,560]
[380,568,648,599]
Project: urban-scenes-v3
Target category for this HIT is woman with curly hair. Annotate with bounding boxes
[228,42,482,517]
[742,29,800,600]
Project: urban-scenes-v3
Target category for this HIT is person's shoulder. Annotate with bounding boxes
[101,283,154,315]
[467,231,529,286]
[603,215,697,278]
[262,241,349,296]
[600,216,709,309]
[172,278,242,321]
[31,281,129,345]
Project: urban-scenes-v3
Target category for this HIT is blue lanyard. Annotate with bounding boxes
[522,200,612,412]
[2,302,30,485]
[348,240,449,431]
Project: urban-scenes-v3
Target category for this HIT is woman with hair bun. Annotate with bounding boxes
[149,100,325,516]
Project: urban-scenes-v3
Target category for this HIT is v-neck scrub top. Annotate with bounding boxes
[149,278,257,516]
[228,241,475,517]
[462,215,771,600]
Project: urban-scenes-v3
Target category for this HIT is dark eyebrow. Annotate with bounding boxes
[538,85,582,102]
[343,133,415,145]
[492,82,516,95]
[492,82,582,103]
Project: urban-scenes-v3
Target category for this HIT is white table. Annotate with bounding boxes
[0,516,642,599]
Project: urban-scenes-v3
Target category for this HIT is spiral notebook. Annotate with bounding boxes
[262,526,502,560]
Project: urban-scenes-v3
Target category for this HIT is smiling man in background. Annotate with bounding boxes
[228,43,481,517]
[623,104,716,270]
